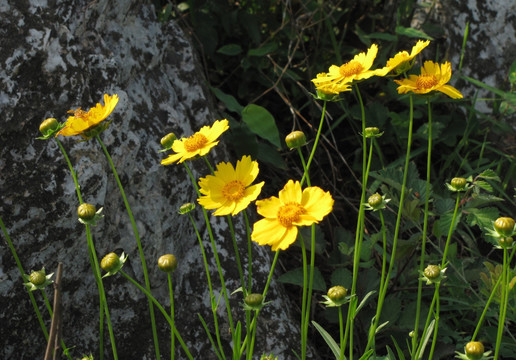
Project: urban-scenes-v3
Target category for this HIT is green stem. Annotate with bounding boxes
[339,306,345,360]
[187,212,226,360]
[300,100,326,187]
[300,231,309,360]
[120,271,193,360]
[244,211,253,293]
[42,290,53,318]
[227,215,246,295]
[494,247,510,360]
[168,273,175,360]
[95,135,160,359]
[428,284,440,360]
[56,139,83,203]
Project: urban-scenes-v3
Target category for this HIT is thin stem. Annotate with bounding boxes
[300,232,308,360]
[227,215,246,295]
[95,135,160,359]
[300,100,326,187]
[339,306,345,360]
[428,284,440,360]
[120,271,193,360]
[494,247,510,360]
[56,139,83,203]
[244,211,253,293]
[168,273,175,360]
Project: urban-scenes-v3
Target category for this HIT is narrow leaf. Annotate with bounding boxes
[395,26,433,40]
[312,321,342,360]
[210,86,244,114]
[355,290,377,316]
[217,44,243,56]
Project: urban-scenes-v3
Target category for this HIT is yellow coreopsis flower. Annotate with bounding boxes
[198,155,265,216]
[375,40,430,76]
[57,94,119,137]
[161,119,229,165]
[251,180,334,251]
[394,61,463,99]
[312,44,379,94]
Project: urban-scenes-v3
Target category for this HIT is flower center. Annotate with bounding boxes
[184,133,208,152]
[339,60,364,77]
[68,108,87,119]
[222,180,246,201]
[416,75,438,90]
[277,202,306,227]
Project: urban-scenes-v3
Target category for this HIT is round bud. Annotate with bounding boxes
[494,217,515,238]
[285,131,307,149]
[158,254,177,273]
[450,177,467,190]
[77,203,96,221]
[260,354,278,360]
[178,202,195,215]
[423,264,441,280]
[101,253,120,273]
[244,293,264,307]
[498,236,513,248]
[327,285,347,302]
[364,127,380,138]
[368,193,383,208]
[39,118,59,135]
[29,270,46,286]
[160,133,177,149]
[465,341,484,360]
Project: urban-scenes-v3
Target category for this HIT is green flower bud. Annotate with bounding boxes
[101,253,121,273]
[285,131,306,149]
[160,133,177,150]
[260,354,278,360]
[39,118,59,135]
[498,236,513,249]
[158,254,177,273]
[494,217,516,238]
[368,193,382,208]
[178,202,195,214]
[29,270,47,286]
[78,203,96,221]
[364,127,383,138]
[423,265,441,280]
[465,341,484,360]
[327,285,347,302]
[244,293,264,307]
[450,177,467,190]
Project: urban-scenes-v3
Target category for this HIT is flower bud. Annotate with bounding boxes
[178,202,195,215]
[368,193,382,208]
[29,270,46,286]
[498,236,513,249]
[78,203,96,221]
[364,127,382,138]
[260,354,278,360]
[160,133,177,149]
[39,118,59,135]
[465,341,484,360]
[101,253,121,273]
[158,254,177,273]
[423,265,441,280]
[244,293,264,308]
[285,131,306,149]
[327,285,347,302]
[494,217,516,238]
[450,177,467,190]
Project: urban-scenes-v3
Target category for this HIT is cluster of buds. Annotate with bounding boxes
[100,252,127,277]
[24,268,54,291]
[446,177,470,192]
[158,254,178,273]
[487,217,516,249]
[364,192,390,211]
[420,264,447,285]
[322,285,351,307]
[159,132,177,152]
[77,203,104,226]
[455,341,491,360]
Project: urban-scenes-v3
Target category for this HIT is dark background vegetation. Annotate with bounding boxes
[154,0,516,358]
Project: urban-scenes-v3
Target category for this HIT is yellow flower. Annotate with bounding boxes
[161,119,229,165]
[312,44,379,94]
[251,180,334,251]
[198,155,264,216]
[57,94,119,137]
[375,40,430,76]
[394,61,463,99]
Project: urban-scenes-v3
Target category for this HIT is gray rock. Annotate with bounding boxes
[0,0,304,359]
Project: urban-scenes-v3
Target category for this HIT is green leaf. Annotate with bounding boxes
[277,266,326,291]
[242,104,282,148]
[247,41,278,57]
[435,212,462,239]
[461,75,507,97]
[217,44,243,56]
[477,169,500,181]
[330,268,353,288]
[355,290,376,316]
[466,207,499,231]
[365,32,398,41]
[256,142,287,169]
[509,59,516,85]
[210,86,244,114]
[474,180,493,193]
[312,321,342,360]
[389,337,406,360]
[395,26,433,40]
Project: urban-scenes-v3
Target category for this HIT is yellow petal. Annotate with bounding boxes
[278,180,302,204]
[256,196,282,218]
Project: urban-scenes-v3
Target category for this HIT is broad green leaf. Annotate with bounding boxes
[277,266,326,291]
[435,212,462,239]
[242,104,281,148]
[509,59,516,85]
[478,169,500,181]
[365,32,398,41]
[256,142,286,169]
[247,41,278,57]
[474,180,493,193]
[312,321,342,360]
[395,26,433,40]
[330,268,352,288]
[466,207,499,231]
[217,44,243,56]
[210,86,244,114]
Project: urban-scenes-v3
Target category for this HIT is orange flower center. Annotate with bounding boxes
[416,75,438,90]
[68,108,87,119]
[222,180,246,201]
[277,202,306,227]
[184,133,208,152]
[339,60,364,77]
